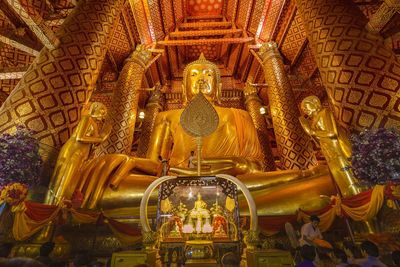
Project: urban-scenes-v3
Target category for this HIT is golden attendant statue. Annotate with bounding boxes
[299,96,361,197]
[46,102,111,204]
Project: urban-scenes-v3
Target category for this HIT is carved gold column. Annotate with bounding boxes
[296,0,400,131]
[258,42,317,170]
[136,88,165,158]
[243,83,276,171]
[366,0,400,33]
[0,0,123,148]
[95,47,152,155]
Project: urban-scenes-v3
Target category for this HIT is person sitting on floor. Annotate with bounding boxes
[0,243,13,259]
[330,248,348,267]
[0,257,45,267]
[296,245,316,267]
[343,241,363,264]
[35,241,55,266]
[356,241,387,267]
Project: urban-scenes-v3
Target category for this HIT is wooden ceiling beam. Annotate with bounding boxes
[5,0,60,49]
[291,38,308,67]
[43,8,73,27]
[179,21,232,29]
[0,0,24,28]
[186,15,224,20]
[0,30,40,56]
[158,37,253,46]
[0,66,28,80]
[170,29,242,38]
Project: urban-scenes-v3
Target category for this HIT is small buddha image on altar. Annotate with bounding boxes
[211,202,229,239]
[188,192,212,234]
[156,177,239,242]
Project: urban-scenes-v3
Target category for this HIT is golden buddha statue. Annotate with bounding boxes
[49,54,338,218]
[299,96,361,197]
[189,192,211,233]
[193,192,207,211]
[46,102,111,204]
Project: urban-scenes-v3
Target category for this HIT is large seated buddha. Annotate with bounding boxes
[48,54,336,218]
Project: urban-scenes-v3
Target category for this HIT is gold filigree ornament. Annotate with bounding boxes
[180,92,219,175]
[180,92,219,138]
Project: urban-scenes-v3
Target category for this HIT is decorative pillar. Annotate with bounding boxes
[0,0,123,148]
[296,0,400,131]
[95,46,152,156]
[136,87,165,158]
[258,42,317,170]
[243,83,276,171]
[366,0,400,33]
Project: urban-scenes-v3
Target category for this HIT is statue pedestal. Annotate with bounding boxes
[111,250,157,267]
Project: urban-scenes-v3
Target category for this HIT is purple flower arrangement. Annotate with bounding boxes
[351,128,400,184]
[0,125,42,188]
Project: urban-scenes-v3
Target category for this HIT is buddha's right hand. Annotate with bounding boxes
[169,157,262,176]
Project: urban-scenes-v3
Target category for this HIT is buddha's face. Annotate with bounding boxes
[183,63,220,103]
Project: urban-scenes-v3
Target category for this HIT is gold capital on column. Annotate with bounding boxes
[258,42,317,170]
[296,0,400,131]
[95,46,153,156]
[243,83,276,171]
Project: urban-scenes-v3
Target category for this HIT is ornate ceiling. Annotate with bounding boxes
[0,0,399,111]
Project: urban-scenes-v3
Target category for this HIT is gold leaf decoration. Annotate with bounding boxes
[180,93,219,137]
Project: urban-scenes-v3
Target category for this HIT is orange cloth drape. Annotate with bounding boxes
[10,202,141,242]
[340,185,385,221]
[7,185,394,240]
[12,201,61,241]
[107,218,142,244]
[297,185,385,232]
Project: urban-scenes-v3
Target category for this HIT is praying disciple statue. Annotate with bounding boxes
[46,102,111,204]
[299,95,361,197]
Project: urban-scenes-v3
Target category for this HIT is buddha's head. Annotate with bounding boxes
[301,95,322,117]
[89,102,107,120]
[182,53,222,104]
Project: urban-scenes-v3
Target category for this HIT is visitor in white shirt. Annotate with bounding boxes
[299,215,323,246]
[188,150,195,168]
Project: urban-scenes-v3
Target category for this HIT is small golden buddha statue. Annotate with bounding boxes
[213,217,228,238]
[189,193,211,233]
[169,219,182,238]
[49,54,337,217]
[211,201,228,238]
[299,96,361,197]
[46,102,111,204]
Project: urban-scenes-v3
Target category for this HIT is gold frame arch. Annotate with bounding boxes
[139,174,258,233]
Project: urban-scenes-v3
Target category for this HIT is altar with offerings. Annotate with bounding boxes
[156,176,240,265]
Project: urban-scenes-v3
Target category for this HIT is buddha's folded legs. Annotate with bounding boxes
[97,166,335,218]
